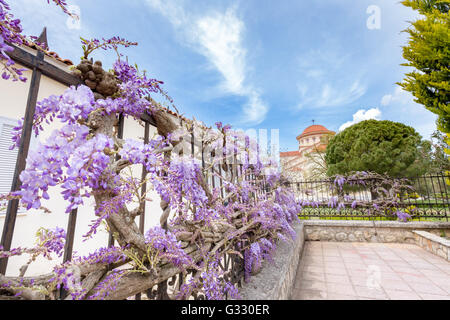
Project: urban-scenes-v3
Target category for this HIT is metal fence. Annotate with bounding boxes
[285,173,450,221]
[0,32,269,299]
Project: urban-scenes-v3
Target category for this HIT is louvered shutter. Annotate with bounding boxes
[0,120,19,214]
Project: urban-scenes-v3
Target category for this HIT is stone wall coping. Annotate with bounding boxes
[413,230,450,247]
[302,220,450,229]
[239,221,304,300]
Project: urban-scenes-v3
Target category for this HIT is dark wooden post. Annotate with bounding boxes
[0,30,48,275]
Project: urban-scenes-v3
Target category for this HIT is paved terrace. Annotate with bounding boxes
[292,241,450,300]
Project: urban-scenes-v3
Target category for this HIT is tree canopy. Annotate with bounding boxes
[398,0,450,133]
[325,120,423,178]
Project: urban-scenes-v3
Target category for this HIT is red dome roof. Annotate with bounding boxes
[296,125,334,140]
[302,125,329,134]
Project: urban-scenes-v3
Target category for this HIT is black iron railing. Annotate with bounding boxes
[285,173,450,221]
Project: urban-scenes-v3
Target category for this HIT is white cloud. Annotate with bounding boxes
[379,86,438,140]
[298,80,367,109]
[145,1,268,124]
[194,10,246,95]
[381,86,413,106]
[339,108,382,131]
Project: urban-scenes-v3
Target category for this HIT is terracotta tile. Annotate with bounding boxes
[401,273,432,284]
[418,293,450,300]
[323,251,340,257]
[324,256,343,262]
[354,285,388,299]
[304,256,324,263]
[345,263,367,272]
[425,276,450,287]
[396,267,424,277]
[408,262,441,270]
[350,276,369,286]
[380,279,412,291]
[408,282,448,295]
[434,264,450,274]
[296,280,327,291]
[326,283,356,296]
[379,272,402,281]
[362,259,387,266]
[422,256,448,264]
[324,261,346,269]
[326,274,352,284]
[300,272,326,282]
[386,261,411,269]
[326,293,358,300]
[303,266,325,274]
[306,262,326,269]
[385,289,421,300]
[291,289,327,300]
[341,255,360,260]
[305,252,323,258]
[358,253,379,260]
[324,267,348,275]
[343,258,365,265]
[382,256,404,262]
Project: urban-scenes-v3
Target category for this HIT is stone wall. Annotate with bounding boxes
[304,220,450,243]
[414,230,450,261]
[239,221,305,300]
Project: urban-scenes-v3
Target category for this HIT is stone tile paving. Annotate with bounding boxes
[291,241,450,300]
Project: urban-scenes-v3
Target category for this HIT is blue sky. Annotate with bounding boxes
[10,0,438,151]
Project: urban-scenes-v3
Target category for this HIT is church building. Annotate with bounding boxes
[280,124,335,180]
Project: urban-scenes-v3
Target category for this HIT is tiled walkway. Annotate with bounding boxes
[291,241,450,300]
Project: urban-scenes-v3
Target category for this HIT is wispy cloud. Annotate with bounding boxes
[145,0,268,124]
[297,80,367,109]
[295,48,367,110]
[194,10,246,95]
[339,108,381,131]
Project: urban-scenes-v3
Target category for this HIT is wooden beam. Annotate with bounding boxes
[7,45,82,87]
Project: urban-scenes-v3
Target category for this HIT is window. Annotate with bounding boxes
[0,117,21,215]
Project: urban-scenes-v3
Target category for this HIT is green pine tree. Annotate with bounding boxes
[398,0,450,133]
[325,120,423,178]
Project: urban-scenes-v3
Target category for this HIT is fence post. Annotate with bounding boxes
[0,50,45,275]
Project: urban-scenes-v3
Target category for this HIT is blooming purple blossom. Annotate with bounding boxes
[145,226,192,269]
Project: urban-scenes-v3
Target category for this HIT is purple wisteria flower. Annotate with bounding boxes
[145,226,192,269]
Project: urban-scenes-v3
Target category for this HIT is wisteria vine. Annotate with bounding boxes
[0,1,301,299]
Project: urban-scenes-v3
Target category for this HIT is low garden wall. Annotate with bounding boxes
[303,220,450,243]
[239,221,305,300]
[413,230,450,261]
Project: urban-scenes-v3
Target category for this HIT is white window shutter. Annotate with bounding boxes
[0,123,18,196]
[0,118,21,214]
